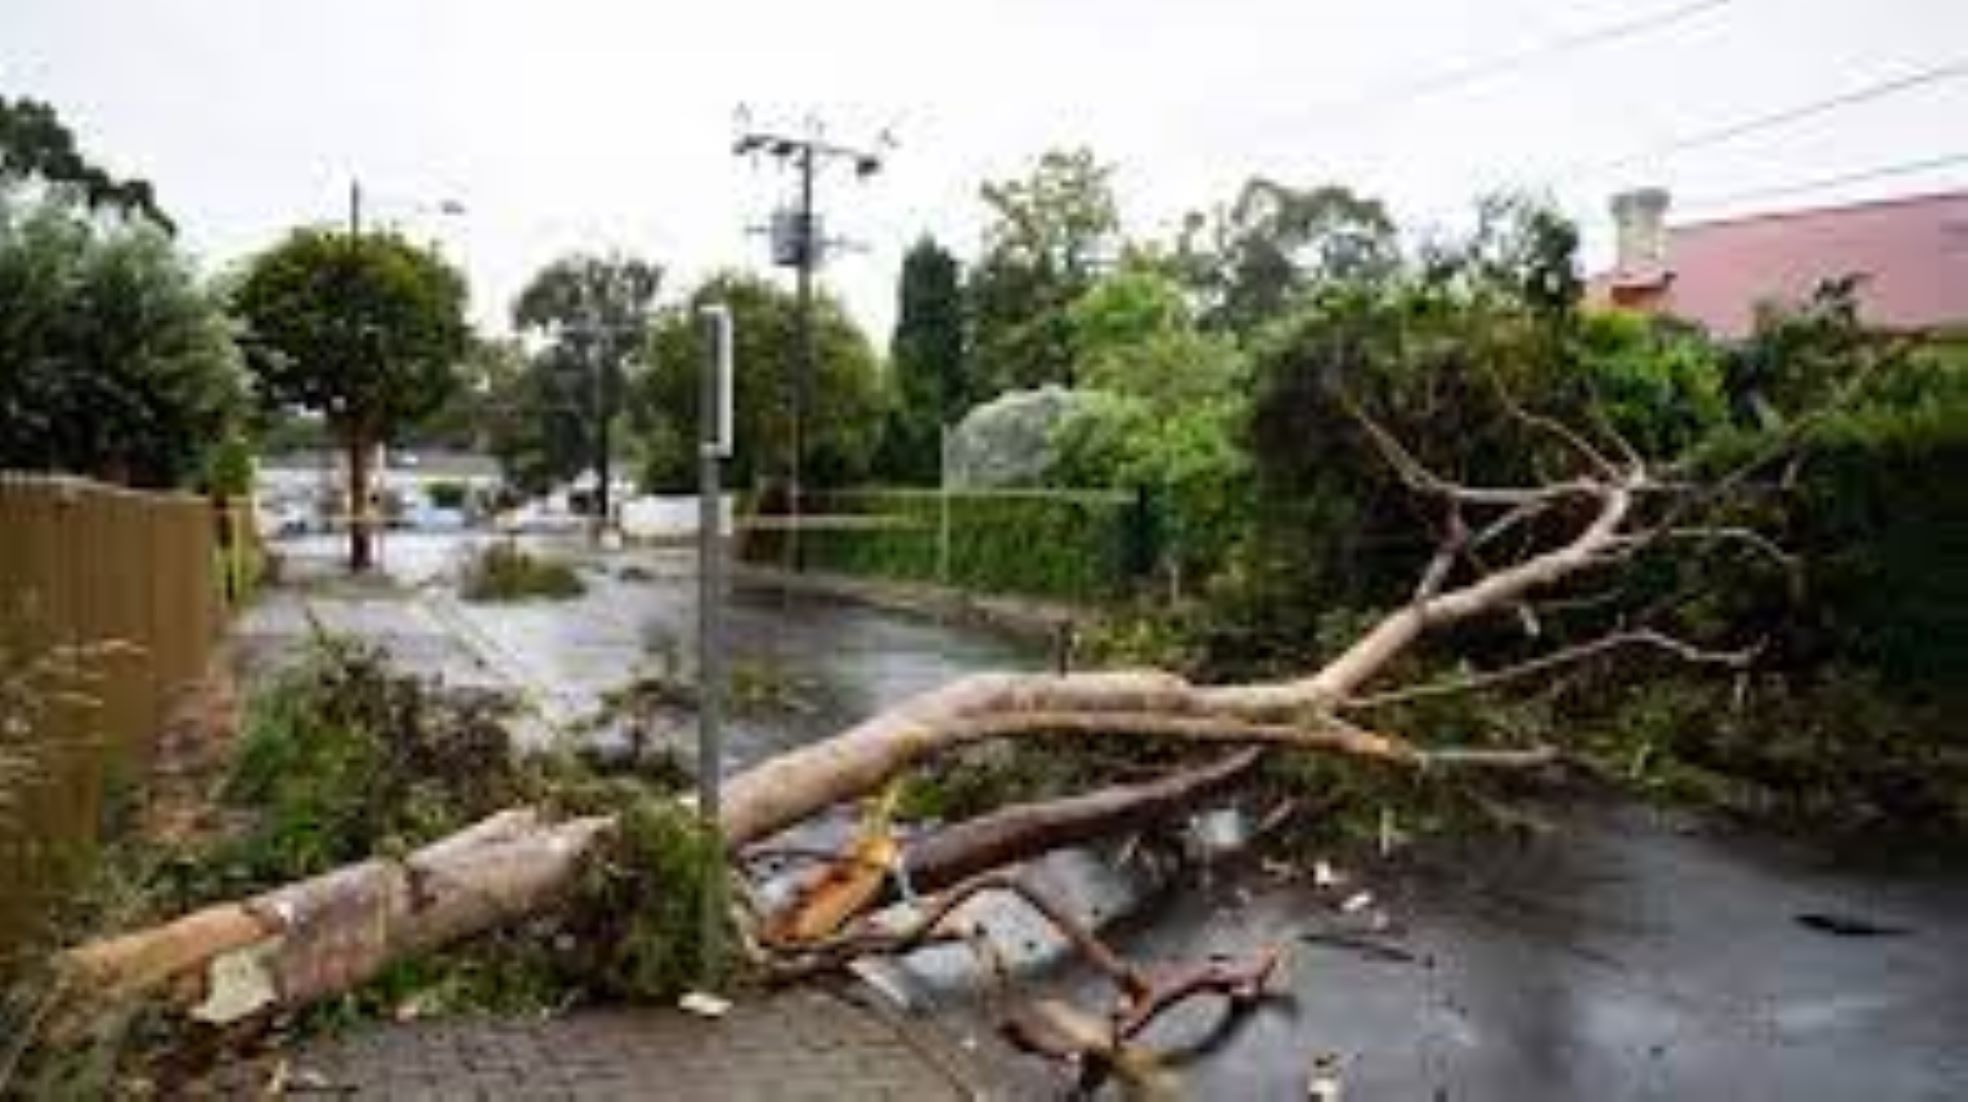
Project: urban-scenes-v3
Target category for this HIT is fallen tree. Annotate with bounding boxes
[48,402,1780,1071]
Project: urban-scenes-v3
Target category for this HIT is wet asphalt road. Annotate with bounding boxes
[242,532,1968,1100]
[238,531,1039,767]
[909,801,1968,1100]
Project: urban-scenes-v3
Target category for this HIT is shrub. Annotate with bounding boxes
[425,480,469,510]
[780,488,1150,602]
[214,636,526,889]
[458,541,585,601]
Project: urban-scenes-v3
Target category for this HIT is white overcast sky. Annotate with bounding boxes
[5,0,1966,338]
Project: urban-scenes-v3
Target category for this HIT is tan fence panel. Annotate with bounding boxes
[1,473,230,957]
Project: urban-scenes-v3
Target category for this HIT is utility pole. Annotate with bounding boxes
[732,119,890,573]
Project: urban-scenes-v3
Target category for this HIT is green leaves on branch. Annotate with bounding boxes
[0,194,241,486]
[634,271,884,492]
[234,228,469,438]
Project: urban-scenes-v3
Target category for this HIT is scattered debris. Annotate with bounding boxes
[678,991,731,1019]
[1307,1052,1343,1101]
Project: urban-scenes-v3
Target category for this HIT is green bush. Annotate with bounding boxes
[771,488,1150,602]
[214,636,526,889]
[458,541,586,602]
[425,480,469,510]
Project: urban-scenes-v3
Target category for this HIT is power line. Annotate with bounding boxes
[1326,0,1739,116]
[1587,57,1968,175]
[1678,151,1968,212]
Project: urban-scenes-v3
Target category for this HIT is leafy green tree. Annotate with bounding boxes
[234,229,468,570]
[1066,266,1242,410]
[876,236,967,483]
[1049,265,1250,584]
[480,338,593,497]
[511,253,662,522]
[1,96,172,232]
[632,272,884,492]
[0,194,240,485]
[968,148,1120,395]
[1185,179,1397,333]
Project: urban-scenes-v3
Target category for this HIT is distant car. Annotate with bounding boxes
[257,503,312,537]
[497,501,580,534]
[410,505,469,532]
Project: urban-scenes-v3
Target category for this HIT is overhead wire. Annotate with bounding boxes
[1580,57,1968,177]
[1677,151,1968,212]
[1309,0,1741,119]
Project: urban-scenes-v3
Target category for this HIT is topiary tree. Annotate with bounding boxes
[235,229,468,571]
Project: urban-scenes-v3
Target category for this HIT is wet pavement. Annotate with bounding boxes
[239,531,1968,1099]
[239,531,1040,767]
[908,801,1968,1099]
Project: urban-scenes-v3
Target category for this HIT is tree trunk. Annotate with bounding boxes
[57,811,609,1030]
[345,428,372,573]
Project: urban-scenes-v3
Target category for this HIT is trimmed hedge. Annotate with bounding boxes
[752,488,1150,603]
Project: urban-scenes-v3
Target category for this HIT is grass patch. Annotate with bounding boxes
[459,541,586,602]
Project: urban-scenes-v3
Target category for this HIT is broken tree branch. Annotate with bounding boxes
[1344,628,1759,711]
[897,749,1263,897]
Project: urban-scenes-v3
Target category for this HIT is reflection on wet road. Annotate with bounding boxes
[931,801,1968,1099]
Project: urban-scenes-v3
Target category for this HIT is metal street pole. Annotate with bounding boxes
[788,144,816,575]
[696,303,735,984]
[590,326,610,544]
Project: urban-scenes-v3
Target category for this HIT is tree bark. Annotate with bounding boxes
[57,810,608,1030]
[893,749,1262,897]
[345,427,372,573]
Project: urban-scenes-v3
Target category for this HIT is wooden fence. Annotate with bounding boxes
[0,473,229,955]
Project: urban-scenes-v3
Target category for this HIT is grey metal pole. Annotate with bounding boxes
[696,304,733,985]
[938,422,952,591]
[788,144,816,577]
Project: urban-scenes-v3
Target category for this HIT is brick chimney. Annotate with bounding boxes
[1610,187,1671,278]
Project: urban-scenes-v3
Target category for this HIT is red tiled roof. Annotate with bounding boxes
[1594,189,1968,338]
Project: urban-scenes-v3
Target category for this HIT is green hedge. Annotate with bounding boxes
[751,488,1150,603]
[1792,424,1968,698]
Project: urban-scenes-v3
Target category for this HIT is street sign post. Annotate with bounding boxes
[696,303,734,983]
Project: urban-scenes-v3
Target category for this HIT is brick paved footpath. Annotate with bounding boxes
[211,987,994,1100]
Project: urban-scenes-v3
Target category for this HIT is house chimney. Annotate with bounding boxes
[1610,187,1671,275]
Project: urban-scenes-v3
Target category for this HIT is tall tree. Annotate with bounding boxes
[235,229,468,571]
[479,338,592,497]
[1191,179,1398,333]
[968,148,1120,395]
[0,194,239,485]
[632,272,884,493]
[511,253,662,525]
[876,236,967,483]
[0,96,172,232]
